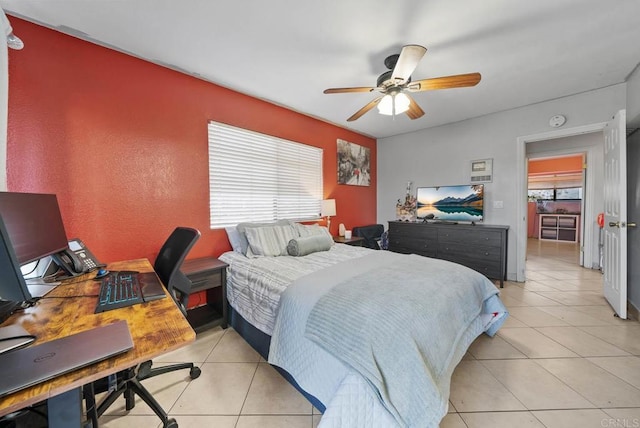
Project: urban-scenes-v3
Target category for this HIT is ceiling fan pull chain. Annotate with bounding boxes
[392,93,396,118]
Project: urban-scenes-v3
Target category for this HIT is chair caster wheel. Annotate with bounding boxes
[190,366,201,379]
[164,418,178,428]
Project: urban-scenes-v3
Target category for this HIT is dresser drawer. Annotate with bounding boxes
[388,242,437,258]
[387,221,508,286]
[189,270,223,293]
[389,222,438,240]
[438,228,503,247]
[437,242,502,280]
[438,242,501,262]
[465,262,503,279]
[388,223,438,257]
[437,248,502,278]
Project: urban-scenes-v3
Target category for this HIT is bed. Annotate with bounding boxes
[220,222,508,428]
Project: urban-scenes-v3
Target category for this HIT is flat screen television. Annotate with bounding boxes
[0,192,69,266]
[416,184,484,223]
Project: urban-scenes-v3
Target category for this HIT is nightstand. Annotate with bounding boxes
[181,257,228,332]
[333,235,365,246]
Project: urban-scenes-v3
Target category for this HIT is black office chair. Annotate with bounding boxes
[86,227,202,428]
[352,224,384,250]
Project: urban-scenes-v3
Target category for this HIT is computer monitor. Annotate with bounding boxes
[0,215,36,353]
[0,213,33,307]
[0,192,69,266]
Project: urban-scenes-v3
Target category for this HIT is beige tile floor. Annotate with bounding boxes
[99,239,640,428]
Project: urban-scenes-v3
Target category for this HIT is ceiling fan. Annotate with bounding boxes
[323,45,481,122]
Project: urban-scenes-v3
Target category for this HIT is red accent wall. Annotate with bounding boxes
[6,18,376,264]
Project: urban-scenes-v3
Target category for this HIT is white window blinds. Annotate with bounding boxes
[208,121,323,228]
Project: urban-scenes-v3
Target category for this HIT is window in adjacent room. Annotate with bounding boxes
[527,187,582,201]
[208,121,323,228]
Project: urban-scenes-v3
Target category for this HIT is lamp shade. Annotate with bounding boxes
[321,199,336,217]
[378,92,410,115]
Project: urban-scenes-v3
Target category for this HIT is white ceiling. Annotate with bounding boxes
[2,0,640,139]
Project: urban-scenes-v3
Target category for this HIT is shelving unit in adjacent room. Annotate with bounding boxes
[538,214,580,242]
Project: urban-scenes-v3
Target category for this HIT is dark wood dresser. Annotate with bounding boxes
[388,221,508,287]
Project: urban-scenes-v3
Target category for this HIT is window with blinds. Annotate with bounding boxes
[208,122,323,228]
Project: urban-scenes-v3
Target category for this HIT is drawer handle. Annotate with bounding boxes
[485,252,489,256]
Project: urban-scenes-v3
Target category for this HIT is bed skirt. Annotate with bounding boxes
[228,304,326,412]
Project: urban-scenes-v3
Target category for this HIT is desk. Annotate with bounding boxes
[0,259,196,427]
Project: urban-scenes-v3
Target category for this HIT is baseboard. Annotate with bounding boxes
[628,301,639,321]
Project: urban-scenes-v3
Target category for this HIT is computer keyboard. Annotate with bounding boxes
[95,272,144,313]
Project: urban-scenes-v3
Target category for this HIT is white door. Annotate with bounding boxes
[603,110,627,319]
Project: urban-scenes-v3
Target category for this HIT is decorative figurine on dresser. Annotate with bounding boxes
[396,181,417,222]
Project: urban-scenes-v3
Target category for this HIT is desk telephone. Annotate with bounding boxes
[52,238,103,276]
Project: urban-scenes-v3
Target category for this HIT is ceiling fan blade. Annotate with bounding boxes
[347,96,383,122]
[407,72,481,92]
[391,45,427,84]
[405,95,425,120]
[324,87,377,94]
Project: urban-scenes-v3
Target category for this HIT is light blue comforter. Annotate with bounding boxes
[269,251,507,428]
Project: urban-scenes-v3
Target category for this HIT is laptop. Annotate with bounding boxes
[0,319,134,398]
[0,324,35,355]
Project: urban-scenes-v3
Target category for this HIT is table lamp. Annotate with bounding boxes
[321,199,336,234]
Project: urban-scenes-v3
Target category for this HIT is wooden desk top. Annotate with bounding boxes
[0,259,196,417]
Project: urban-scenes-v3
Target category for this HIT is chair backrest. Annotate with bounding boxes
[153,227,200,315]
[352,224,384,250]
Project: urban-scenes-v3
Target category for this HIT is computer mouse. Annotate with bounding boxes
[95,268,109,279]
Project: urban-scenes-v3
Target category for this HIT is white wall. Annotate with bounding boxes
[377,84,626,280]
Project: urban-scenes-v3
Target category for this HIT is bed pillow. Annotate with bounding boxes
[293,223,333,243]
[287,234,333,257]
[236,220,291,255]
[225,226,244,253]
[244,224,298,258]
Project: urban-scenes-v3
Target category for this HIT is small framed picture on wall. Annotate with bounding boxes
[337,139,370,186]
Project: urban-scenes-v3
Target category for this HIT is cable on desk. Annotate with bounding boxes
[20,259,40,276]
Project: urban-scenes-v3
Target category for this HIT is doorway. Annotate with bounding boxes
[526,153,585,268]
[516,123,607,283]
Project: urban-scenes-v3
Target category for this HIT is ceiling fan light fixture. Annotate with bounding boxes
[378,92,410,116]
[324,44,478,121]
